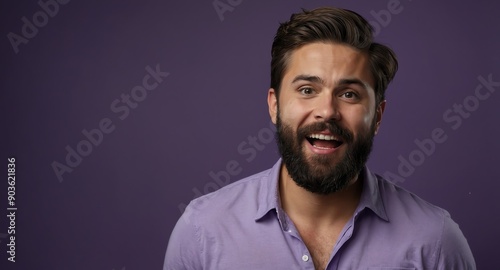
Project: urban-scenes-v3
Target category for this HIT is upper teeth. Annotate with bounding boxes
[308,134,338,141]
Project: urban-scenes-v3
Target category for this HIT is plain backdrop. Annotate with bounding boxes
[1,0,499,269]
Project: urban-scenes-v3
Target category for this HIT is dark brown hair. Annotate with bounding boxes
[271,7,398,105]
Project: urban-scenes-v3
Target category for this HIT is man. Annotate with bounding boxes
[164,7,476,270]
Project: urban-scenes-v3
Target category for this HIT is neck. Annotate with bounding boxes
[279,164,363,228]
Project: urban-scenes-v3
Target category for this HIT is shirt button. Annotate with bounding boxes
[302,254,309,262]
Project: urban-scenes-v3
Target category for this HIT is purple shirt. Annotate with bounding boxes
[164,159,475,269]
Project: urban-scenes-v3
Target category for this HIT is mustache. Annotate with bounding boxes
[297,120,353,143]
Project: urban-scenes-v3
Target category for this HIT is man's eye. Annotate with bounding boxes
[341,91,357,99]
[299,87,314,95]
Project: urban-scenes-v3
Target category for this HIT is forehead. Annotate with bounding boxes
[283,42,374,89]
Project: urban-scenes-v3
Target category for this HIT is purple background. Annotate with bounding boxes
[1,0,499,269]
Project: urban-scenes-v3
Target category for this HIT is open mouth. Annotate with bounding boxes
[306,134,344,150]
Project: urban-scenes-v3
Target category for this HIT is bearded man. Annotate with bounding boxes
[164,7,476,270]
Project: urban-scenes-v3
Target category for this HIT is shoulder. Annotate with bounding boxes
[172,166,275,235]
[375,173,450,224]
[164,168,273,269]
[186,168,273,222]
[374,174,476,269]
[435,215,476,269]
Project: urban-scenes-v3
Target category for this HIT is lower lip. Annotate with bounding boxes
[305,140,342,155]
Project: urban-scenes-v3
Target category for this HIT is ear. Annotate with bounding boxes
[374,100,386,135]
[268,88,278,124]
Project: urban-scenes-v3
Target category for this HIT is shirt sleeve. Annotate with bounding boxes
[163,203,203,270]
[435,213,476,270]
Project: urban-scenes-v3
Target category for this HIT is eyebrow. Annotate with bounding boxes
[291,75,371,90]
[291,75,325,85]
[337,78,371,91]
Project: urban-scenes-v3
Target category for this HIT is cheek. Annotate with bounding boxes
[279,99,311,126]
[346,106,375,135]
[362,111,375,127]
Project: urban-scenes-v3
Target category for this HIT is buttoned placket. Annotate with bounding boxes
[274,187,316,269]
[279,212,315,269]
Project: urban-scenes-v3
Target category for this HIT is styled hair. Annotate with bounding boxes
[271,7,398,104]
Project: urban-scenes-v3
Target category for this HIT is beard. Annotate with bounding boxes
[276,111,376,195]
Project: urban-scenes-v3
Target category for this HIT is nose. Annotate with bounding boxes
[313,94,340,121]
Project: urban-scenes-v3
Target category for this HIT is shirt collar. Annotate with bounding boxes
[254,159,290,230]
[254,159,389,226]
[356,166,389,221]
